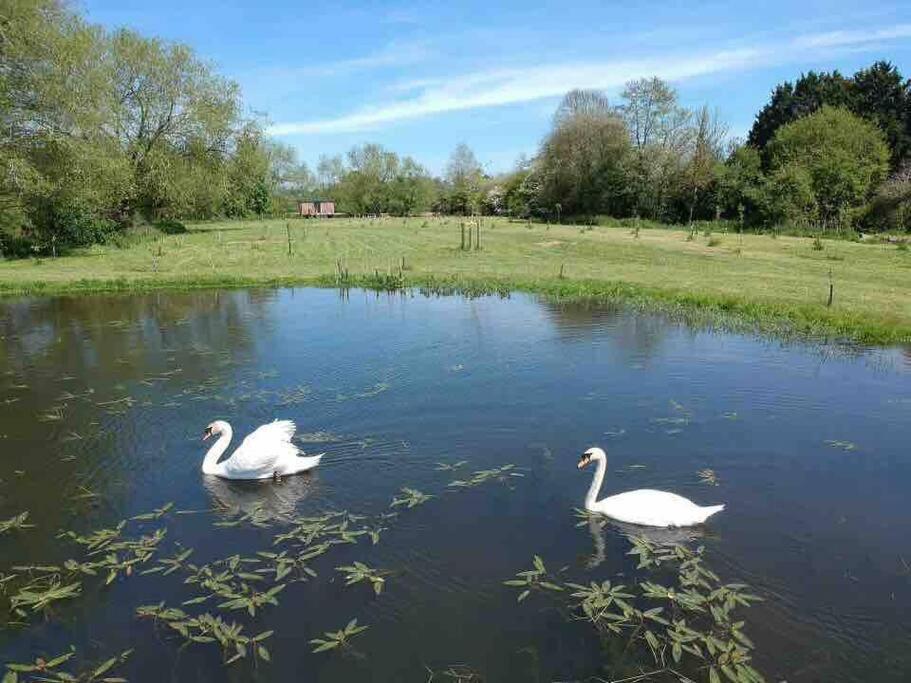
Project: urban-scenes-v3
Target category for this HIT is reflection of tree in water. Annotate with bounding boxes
[0,290,278,561]
[538,298,669,361]
[0,290,274,381]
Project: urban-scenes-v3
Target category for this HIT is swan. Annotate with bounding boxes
[201,420,323,480]
[578,447,724,527]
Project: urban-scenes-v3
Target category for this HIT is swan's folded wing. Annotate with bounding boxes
[225,420,299,477]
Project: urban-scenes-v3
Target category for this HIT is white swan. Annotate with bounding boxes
[201,420,323,480]
[578,447,724,527]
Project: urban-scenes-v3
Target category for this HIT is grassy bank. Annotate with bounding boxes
[1,217,909,345]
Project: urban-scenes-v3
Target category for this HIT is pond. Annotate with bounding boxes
[0,288,909,682]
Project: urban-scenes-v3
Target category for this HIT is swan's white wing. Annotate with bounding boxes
[595,489,721,527]
[223,420,299,479]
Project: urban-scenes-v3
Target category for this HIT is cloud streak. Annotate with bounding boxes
[267,24,911,136]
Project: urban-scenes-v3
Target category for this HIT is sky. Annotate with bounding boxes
[81,0,911,175]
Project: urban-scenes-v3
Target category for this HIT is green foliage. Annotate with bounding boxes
[335,561,387,595]
[0,512,34,535]
[507,537,765,682]
[2,646,132,683]
[331,144,436,216]
[309,618,369,653]
[536,91,631,217]
[749,61,911,170]
[766,107,890,227]
[155,219,187,235]
[0,0,278,253]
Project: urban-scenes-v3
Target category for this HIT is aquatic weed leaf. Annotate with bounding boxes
[309,618,369,653]
[390,487,433,509]
[447,464,523,490]
[131,502,174,521]
[698,469,720,486]
[435,461,468,471]
[10,580,82,612]
[824,439,858,452]
[336,562,387,595]
[0,512,34,535]
[503,556,564,602]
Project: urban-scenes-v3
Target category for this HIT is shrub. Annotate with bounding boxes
[766,107,890,228]
[155,219,188,235]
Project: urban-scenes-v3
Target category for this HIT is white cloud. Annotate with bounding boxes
[244,41,430,83]
[267,26,911,136]
[792,24,911,49]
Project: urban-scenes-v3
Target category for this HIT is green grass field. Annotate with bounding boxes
[1,217,909,344]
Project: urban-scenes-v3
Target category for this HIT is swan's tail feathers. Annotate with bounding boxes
[700,504,725,522]
[283,452,324,475]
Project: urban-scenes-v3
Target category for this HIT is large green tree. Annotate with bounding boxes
[748,62,911,169]
[0,0,273,252]
[766,106,890,227]
[537,89,630,217]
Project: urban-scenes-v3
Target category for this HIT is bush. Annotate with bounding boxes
[155,219,188,235]
[766,107,890,228]
[34,203,119,248]
[860,175,911,232]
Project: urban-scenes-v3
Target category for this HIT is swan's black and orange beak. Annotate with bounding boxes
[202,426,213,441]
[577,453,592,469]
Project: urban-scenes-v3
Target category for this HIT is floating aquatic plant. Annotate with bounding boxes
[131,502,174,521]
[506,534,766,683]
[502,556,564,602]
[447,464,523,490]
[824,439,857,451]
[0,512,34,535]
[136,603,272,665]
[390,487,433,509]
[9,579,82,614]
[2,646,132,683]
[435,460,468,472]
[425,664,484,682]
[336,562,387,596]
[698,469,720,486]
[309,618,369,653]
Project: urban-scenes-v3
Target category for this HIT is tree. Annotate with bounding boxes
[747,62,911,169]
[747,70,851,152]
[537,91,630,217]
[444,143,484,215]
[617,78,692,219]
[682,106,727,222]
[766,106,889,228]
[851,61,911,168]
[717,144,763,224]
[553,89,612,126]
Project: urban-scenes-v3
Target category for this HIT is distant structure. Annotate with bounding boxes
[298,200,335,218]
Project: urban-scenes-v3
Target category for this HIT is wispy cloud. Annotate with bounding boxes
[267,25,911,136]
[245,41,429,83]
[792,24,911,49]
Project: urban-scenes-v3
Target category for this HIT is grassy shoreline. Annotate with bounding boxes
[1,217,908,345]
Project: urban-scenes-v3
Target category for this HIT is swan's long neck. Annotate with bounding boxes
[585,455,607,509]
[202,424,232,476]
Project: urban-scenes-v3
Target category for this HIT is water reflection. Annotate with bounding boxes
[203,472,322,522]
[0,288,909,683]
[585,516,706,568]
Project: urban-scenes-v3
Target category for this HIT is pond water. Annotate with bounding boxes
[0,288,909,682]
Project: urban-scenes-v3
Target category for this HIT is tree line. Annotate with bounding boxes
[1,0,297,254]
[3,0,909,257]
[496,63,910,232]
[261,63,911,235]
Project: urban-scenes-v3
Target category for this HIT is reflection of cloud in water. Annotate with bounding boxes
[203,473,322,522]
[585,516,706,569]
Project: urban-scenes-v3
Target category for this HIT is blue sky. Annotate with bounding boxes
[83,0,911,175]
